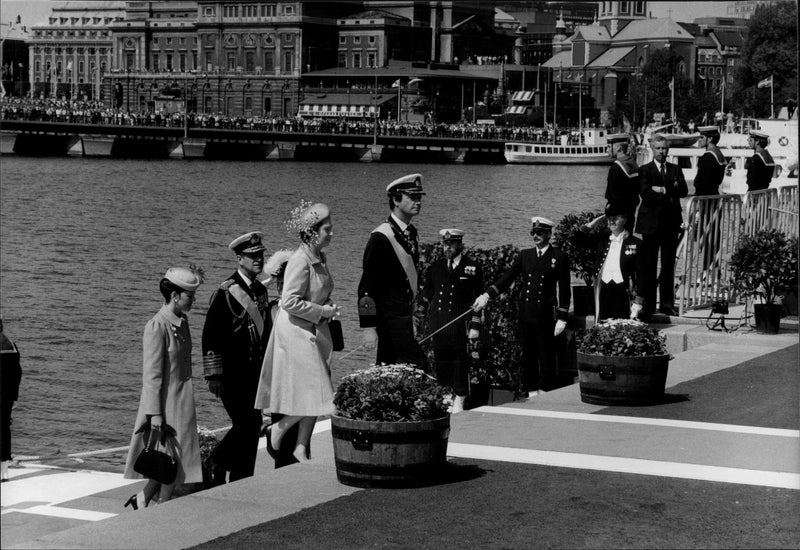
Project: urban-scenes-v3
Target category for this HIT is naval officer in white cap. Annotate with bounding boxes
[201,231,271,483]
[420,228,483,413]
[746,129,775,192]
[357,173,427,367]
[472,216,571,397]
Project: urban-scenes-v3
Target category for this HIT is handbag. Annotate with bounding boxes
[133,424,178,485]
[329,319,344,352]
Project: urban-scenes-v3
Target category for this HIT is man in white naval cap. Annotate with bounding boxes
[746,129,775,192]
[604,133,639,233]
[472,216,571,397]
[694,126,727,196]
[358,173,427,367]
[421,229,483,413]
[202,231,271,482]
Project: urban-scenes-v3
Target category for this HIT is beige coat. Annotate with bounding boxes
[254,245,335,416]
[124,305,202,484]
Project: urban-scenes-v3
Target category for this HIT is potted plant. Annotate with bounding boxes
[331,364,451,488]
[729,229,798,334]
[551,211,606,316]
[576,319,670,406]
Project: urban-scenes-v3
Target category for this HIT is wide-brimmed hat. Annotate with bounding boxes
[164,267,202,291]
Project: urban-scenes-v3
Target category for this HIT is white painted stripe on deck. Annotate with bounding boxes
[447,443,800,490]
[474,406,800,438]
[2,505,116,522]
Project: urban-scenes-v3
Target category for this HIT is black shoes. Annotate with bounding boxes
[265,425,281,461]
[658,306,679,316]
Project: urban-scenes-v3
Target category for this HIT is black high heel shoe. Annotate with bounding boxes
[124,494,139,510]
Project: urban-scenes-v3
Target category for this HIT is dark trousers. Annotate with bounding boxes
[519,320,557,392]
[213,393,262,481]
[598,281,631,321]
[376,314,427,368]
[640,230,680,314]
[433,349,469,396]
[1,400,13,462]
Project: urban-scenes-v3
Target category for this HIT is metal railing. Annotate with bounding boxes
[678,184,799,314]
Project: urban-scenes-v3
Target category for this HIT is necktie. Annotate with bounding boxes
[447,260,453,273]
[660,163,666,180]
[537,249,542,258]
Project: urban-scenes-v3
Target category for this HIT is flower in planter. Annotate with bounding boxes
[197,425,220,486]
[577,319,667,357]
[333,364,451,422]
[729,229,798,305]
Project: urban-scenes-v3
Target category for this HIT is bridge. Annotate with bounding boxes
[0,120,506,163]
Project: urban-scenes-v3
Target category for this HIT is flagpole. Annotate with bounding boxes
[770,73,774,118]
[670,76,675,123]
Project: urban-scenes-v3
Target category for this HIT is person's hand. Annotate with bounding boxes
[362,327,378,350]
[653,186,666,194]
[468,328,480,341]
[472,293,490,312]
[207,380,224,400]
[630,303,643,320]
[150,414,163,431]
[322,304,341,319]
[554,320,567,337]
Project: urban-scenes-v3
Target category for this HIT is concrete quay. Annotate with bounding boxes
[1,321,797,549]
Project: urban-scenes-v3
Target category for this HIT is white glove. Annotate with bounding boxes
[554,320,567,337]
[472,293,490,312]
[630,303,643,319]
[362,327,378,350]
[468,329,480,340]
[321,304,340,319]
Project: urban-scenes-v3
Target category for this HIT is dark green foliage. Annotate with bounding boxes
[551,211,605,286]
[416,242,522,390]
[577,319,667,357]
[729,229,798,305]
[333,365,450,421]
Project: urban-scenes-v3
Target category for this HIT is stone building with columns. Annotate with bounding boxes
[27,2,125,101]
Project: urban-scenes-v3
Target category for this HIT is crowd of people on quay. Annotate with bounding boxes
[1,96,571,141]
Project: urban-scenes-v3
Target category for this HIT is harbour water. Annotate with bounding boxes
[0,157,607,469]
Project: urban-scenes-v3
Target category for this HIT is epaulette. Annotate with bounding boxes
[219,279,235,291]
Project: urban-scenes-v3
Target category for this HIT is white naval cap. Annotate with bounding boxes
[439,228,465,242]
[164,267,202,291]
[530,216,555,230]
[386,173,425,194]
[229,231,267,254]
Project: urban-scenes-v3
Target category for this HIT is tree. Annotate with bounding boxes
[730,1,798,116]
[624,48,693,127]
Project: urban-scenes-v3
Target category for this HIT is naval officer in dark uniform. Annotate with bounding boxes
[604,133,640,232]
[358,174,427,367]
[202,231,272,482]
[746,130,775,192]
[472,217,571,396]
[421,229,483,413]
[694,126,727,196]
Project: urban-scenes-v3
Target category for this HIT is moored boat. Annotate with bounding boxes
[504,127,613,165]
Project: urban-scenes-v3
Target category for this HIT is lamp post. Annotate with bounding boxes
[242,80,250,116]
[261,80,270,116]
[223,79,232,115]
[280,80,286,117]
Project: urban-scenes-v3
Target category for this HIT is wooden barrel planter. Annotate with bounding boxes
[577,352,670,406]
[331,415,450,488]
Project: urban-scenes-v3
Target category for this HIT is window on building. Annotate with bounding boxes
[369,35,375,44]
[367,53,376,67]
[227,51,236,70]
[79,60,84,74]
[634,1,645,14]
[354,36,361,45]
[283,50,292,72]
[262,4,277,16]
[677,60,686,74]
[180,37,185,45]
[264,51,274,70]
[245,51,255,71]
[619,2,629,15]
[353,52,361,68]
[284,33,293,42]
[338,52,347,67]
[245,96,252,111]
[35,60,40,73]
[192,51,197,69]
[166,53,173,71]
[263,97,272,114]
[179,53,186,71]
[167,37,172,45]
[699,66,706,75]
[340,36,346,44]
[126,53,134,70]
[283,5,294,15]
[203,7,214,16]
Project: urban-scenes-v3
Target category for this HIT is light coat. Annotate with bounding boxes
[255,245,335,416]
[124,305,202,484]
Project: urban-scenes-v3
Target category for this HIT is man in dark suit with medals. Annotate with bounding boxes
[604,134,640,233]
[421,229,483,413]
[472,217,571,397]
[202,231,271,482]
[635,134,689,317]
[578,204,645,321]
[358,173,427,368]
[746,130,775,192]
[694,126,727,196]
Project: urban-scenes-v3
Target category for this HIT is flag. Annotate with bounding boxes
[391,79,400,88]
[408,78,423,86]
[757,76,773,88]
[66,61,73,71]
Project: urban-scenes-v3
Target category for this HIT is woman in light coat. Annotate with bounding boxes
[123,267,203,509]
[255,203,339,463]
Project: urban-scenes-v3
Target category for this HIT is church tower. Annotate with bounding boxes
[597,1,648,36]
[552,10,569,53]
